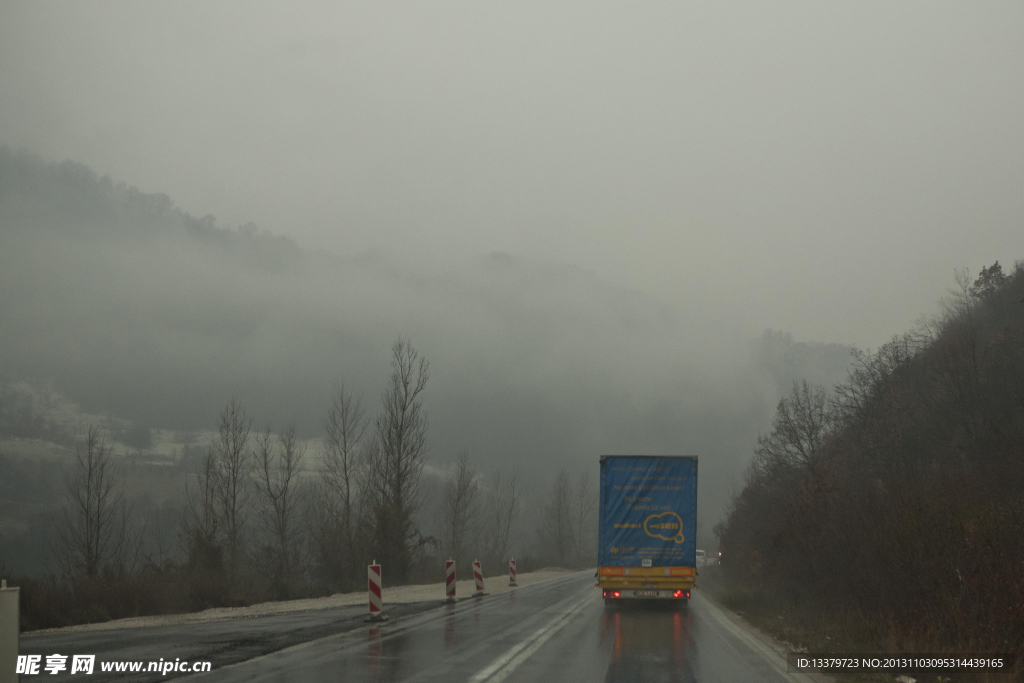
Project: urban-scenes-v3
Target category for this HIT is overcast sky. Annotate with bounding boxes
[2,1,1022,348]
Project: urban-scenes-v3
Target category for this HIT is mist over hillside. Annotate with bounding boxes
[0,148,856,538]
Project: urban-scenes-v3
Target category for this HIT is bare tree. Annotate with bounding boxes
[56,425,141,577]
[752,380,832,477]
[306,478,346,589]
[140,498,181,570]
[108,496,144,578]
[538,469,574,567]
[483,469,521,564]
[183,445,222,570]
[320,382,367,560]
[212,400,253,577]
[254,425,305,595]
[970,261,1008,300]
[570,471,597,566]
[924,269,985,436]
[306,382,369,591]
[366,338,430,582]
[441,451,479,564]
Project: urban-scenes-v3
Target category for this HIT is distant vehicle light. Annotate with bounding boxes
[612,591,620,598]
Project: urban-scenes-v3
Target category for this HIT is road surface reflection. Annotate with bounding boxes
[600,603,697,683]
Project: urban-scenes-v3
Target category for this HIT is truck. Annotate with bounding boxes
[597,455,698,603]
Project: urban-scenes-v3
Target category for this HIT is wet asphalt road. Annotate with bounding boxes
[19,600,441,683]
[195,571,797,682]
[22,571,804,683]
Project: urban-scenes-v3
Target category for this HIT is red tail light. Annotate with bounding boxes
[612,591,620,598]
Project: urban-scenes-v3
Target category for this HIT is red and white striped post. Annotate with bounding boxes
[445,559,456,603]
[365,561,387,622]
[508,558,517,587]
[472,559,485,596]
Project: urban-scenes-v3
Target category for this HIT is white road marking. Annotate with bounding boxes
[694,593,820,683]
[469,591,594,683]
[177,573,589,681]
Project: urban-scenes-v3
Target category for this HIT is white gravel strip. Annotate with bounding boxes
[26,568,577,636]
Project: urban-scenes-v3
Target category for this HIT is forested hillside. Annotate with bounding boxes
[717,262,1024,656]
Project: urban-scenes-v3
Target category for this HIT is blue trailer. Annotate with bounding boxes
[597,455,698,601]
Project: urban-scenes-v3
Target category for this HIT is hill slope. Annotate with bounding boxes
[718,261,1024,656]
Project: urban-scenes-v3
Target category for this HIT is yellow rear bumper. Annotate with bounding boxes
[597,565,695,589]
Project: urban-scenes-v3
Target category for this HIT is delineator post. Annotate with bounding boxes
[472,560,485,597]
[365,561,388,622]
[445,559,456,603]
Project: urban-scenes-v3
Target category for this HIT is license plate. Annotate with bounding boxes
[634,590,659,597]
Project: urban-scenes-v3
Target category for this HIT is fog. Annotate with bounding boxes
[0,148,852,543]
[1,2,1022,539]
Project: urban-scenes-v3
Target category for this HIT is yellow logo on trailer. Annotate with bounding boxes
[643,511,685,544]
